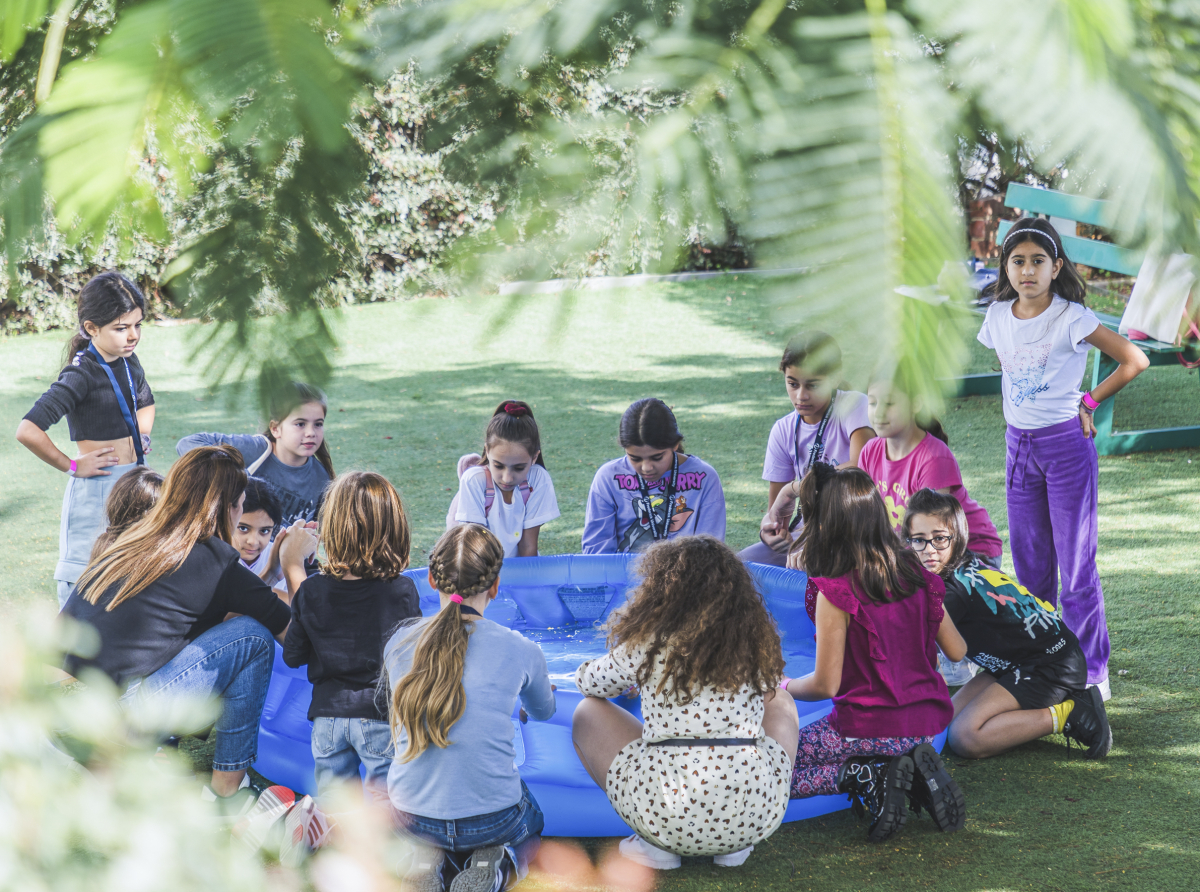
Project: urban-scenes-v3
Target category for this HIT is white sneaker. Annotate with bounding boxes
[938,654,975,687]
[1089,677,1112,702]
[714,845,753,867]
[618,835,681,870]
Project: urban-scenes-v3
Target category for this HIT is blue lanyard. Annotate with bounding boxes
[87,343,144,465]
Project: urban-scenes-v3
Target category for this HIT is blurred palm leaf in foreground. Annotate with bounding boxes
[0,0,367,404]
[367,0,1200,400]
[3,0,1200,400]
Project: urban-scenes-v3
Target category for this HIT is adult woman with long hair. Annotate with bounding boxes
[572,536,800,870]
[61,445,317,815]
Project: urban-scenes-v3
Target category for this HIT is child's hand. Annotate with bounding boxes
[1078,403,1097,438]
[73,446,121,477]
[760,513,791,552]
[279,521,318,568]
[785,546,804,571]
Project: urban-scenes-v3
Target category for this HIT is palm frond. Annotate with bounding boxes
[0,0,48,63]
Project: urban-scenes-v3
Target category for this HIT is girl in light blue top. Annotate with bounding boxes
[385,524,555,892]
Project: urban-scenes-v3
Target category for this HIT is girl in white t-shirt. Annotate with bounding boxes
[977,218,1148,701]
[447,400,560,557]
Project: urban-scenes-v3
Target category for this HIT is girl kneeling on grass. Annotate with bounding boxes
[903,489,1111,760]
[284,472,421,805]
[583,398,725,553]
[447,400,560,557]
[572,536,800,870]
[783,465,965,842]
[386,524,555,892]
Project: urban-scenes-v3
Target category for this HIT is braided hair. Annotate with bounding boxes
[390,524,504,762]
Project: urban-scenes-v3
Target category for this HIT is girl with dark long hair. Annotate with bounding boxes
[783,466,965,842]
[978,217,1148,700]
[447,400,561,557]
[17,271,156,606]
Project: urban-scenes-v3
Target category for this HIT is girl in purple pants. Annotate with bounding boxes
[978,219,1148,699]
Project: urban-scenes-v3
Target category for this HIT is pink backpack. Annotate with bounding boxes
[445,458,531,529]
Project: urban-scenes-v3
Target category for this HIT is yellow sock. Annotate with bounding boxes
[1049,699,1075,734]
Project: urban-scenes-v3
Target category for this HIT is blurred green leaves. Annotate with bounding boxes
[1,0,367,400]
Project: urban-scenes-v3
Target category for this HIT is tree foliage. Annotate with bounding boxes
[3,0,1200,400]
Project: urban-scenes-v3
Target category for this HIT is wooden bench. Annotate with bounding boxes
[955,183,1199,455]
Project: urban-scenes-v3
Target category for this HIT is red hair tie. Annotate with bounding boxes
[503,402,529,417]
[449,594,464,604]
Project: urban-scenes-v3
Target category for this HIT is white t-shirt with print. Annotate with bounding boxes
[978,296,1101,429]
[454,463,560,557]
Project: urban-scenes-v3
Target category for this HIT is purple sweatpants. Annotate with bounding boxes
[1005,417,1109,685]
[790,717,934,798]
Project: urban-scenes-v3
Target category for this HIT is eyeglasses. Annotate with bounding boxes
[906,535,952,552]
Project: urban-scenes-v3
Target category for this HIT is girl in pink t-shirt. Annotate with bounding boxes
[782,465,966,842]
[860,362,1003,564]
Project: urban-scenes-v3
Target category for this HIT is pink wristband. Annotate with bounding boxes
[1081,391,1100,411]
[779,676,792,691]
[68,459,77,476]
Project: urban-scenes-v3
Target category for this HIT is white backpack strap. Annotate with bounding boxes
[245,436,272,475]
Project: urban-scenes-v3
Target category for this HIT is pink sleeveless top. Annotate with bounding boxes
[806,568,953,738]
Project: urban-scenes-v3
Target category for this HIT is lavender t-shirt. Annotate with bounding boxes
[582,455,726,554]
[761,390,872,482]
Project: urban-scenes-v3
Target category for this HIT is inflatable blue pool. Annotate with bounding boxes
[254,555,946,836]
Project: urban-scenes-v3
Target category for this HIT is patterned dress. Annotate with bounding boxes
[575,643,791,856]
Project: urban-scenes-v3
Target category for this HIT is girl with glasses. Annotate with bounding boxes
[903,488,1111,761]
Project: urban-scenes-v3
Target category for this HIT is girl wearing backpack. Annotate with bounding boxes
[447,401,560,558]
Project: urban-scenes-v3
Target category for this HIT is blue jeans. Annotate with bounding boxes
[121,616,275,771]
[393,780,544,886]
[312,716,394,805]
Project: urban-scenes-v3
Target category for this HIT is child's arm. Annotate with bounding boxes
[581,470,619,554]
[843,426,875,468]
[517,526,542,557]
[936,611,967,663]
[281,597,312,668]
[785,593,847,701]
[1079,326,1151,437]
[520,645,557,722]
[575,648,639,699]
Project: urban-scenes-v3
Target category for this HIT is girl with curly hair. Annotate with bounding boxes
[384,524,555,892]
[783,465,964,843]
[572,536,800,870]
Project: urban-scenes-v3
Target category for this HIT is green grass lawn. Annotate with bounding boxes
[2,279,1197,890]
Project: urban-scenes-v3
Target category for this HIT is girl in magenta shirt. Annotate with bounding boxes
[782,465,966,842]
[859,362,1002,565]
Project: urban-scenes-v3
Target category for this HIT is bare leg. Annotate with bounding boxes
[950,672,996,718]
[210,769,248,797]
[948,677,1055,759]
[761,689,800,762]
[571,698,644,789]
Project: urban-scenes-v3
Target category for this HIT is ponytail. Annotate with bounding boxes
[389,524,504,762]
[63,271,146,370]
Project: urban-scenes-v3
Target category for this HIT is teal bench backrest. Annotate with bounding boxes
[996,183,1144,277]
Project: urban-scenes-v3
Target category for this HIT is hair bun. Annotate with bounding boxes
[503,402,529,417]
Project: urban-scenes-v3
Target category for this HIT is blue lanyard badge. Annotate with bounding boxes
[87,342,144,465]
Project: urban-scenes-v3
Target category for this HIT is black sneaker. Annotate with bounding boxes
[1063,686,1112,759]
[908,743,965,832]
[448,845,509,892]
[836,754,914,842]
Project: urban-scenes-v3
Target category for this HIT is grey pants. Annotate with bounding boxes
[737,535,796,568]
[55,462,139,607]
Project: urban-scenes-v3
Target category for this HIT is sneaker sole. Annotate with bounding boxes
[401,846,446,892]
[867,754,914,843]
[909,743,965,832]
[618,837,682,870]
[449,845,508,892]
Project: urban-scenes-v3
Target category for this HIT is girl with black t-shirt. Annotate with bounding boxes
[17,272,156,607]
[903,489,1112,760]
